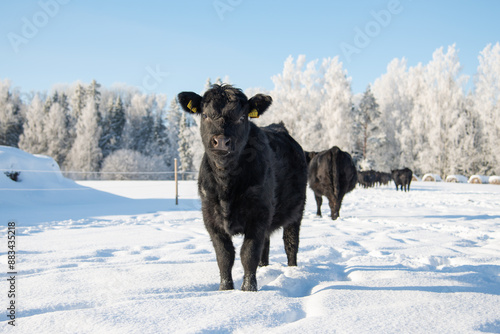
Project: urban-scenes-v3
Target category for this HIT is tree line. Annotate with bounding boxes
[0,79,198,180]
[1,43,499,179]
[260,43,499,177]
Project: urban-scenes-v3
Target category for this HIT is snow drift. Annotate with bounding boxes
[0,145,68,188]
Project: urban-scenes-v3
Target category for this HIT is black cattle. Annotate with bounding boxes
[378,172,392,186]
[178,84,308,292]
[357,170,392,188]
[306,146,357,220]
[391,167,413,191]
[357,170,376,188]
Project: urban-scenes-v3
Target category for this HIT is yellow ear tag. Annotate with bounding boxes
[187,100,197,113]
[248,109,259,118]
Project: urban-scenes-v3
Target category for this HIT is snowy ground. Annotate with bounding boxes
[1,151,500,333]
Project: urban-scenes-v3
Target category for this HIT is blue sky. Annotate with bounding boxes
[1,0,499,100]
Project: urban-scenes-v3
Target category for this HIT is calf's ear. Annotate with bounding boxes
[248,94,272,118]
[178,92,202,114]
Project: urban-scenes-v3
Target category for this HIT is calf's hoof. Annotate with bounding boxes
[219,280,234,291]
[241,274,257,292]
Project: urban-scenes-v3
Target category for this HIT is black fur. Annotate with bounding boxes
[391,167,413,191]
[306,146,357,220]
[177,84,307,291]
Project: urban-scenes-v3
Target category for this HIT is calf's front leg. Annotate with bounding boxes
[240,233,265,291]
[259,237,270,267]
[207,225,235,291]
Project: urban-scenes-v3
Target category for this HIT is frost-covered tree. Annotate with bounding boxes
[100,96,126,158]
[87,79,102,112]
[65,96,102,179]
[137,111,155,155]
[372,58,413,170]
[167,99,181,161]
[266,55,315,148]
[45,101,70,165]
[122,93,151,152]
[178,111,195,179]
[146,94,172,167]
[109,97,126,149]
[320,56,355,152]
[98,99,114,158]
[425,45,467,175]
[19,94,46,154]
[265,55,354,152]
[474,43,500,175]
[0,80,24,147]
[71,83,86,120]
[411,45,468,176]
[355,85,385,169]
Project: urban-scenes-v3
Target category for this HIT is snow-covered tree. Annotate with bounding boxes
[100,96,126,158]
[178,111,195,179]
[122,93,152,152]
[45,101,70,165]
[355,85,385,168]
[146,94,172,166]
[87,79,102,111]
[18,94,46,154]
[410,45,468,176]
[265,55,314,147]
[167,99,181,161]
[65,96,102,179]
[265,55,354,152]
[71,83,86,120]
[474,43,500,175]
[372,58,413,170]
[0,79,24,147]
[320,56,355,152]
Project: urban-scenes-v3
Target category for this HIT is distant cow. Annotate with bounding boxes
[357,170,377,188]
[178,84,308,291]
[378,171,392,186]
[391,168,413,191]
[357,170,392,188]
[306,147,357,220]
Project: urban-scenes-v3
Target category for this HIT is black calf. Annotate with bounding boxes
[178,84,308,291]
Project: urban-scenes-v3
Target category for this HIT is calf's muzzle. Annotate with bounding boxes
[211,135,232,151]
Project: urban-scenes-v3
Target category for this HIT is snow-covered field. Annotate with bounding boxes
[1,148,500,333]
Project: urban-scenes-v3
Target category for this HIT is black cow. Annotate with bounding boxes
[391,167,413,191]
[357,170,377,188]
[178,84,308,291]
[357,170,392,188]
[306,146,357,220]
[378,172,392,186]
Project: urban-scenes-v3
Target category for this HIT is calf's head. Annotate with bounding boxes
[178,84,272,165]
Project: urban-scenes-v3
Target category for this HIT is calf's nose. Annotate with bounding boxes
[212,135,231,151]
